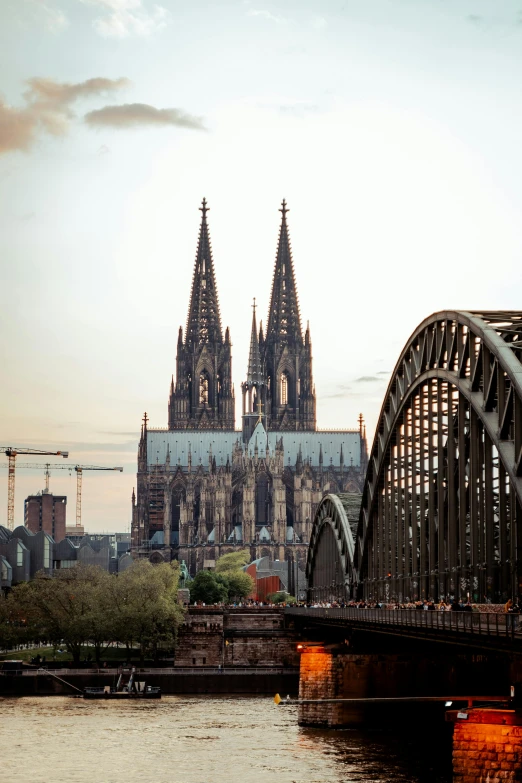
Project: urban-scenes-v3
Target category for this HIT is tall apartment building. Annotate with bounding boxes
[24,491,67,543]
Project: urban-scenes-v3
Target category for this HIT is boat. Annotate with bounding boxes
[83,667,161,699]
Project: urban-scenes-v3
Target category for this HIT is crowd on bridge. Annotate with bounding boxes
[302,599,521,613]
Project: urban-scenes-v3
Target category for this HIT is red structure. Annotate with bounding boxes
[245,560,283,601]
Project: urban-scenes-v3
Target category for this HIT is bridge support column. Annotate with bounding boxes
[298,647,371,727]
[448,710,522,782]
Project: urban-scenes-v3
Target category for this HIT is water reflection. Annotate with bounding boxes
[0,696,450,783]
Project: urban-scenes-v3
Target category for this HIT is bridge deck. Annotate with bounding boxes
[286,607,522,651]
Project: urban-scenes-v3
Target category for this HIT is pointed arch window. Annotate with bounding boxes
[256,473,271,526]
[199,371,210,405]
[280,372,289,406]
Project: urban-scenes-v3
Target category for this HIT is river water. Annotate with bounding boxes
[0,696,451,783]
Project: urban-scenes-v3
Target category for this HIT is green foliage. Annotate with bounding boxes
[189,570,228,605]
[109,560,184,663]
[0,592,26,652]
[4,560,185,664]
[224,570,254,601]
[268,591,296,605]
[215,550,250,573]
[191,550,254,604]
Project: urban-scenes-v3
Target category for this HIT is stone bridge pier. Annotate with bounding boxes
[297,645,510,728]
[297,645,522,780]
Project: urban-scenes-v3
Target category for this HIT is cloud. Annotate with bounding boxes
[40,2,69,32]
[80,0,169,38]
[354,376,381,383]
[377,371,390,375]
[0,76,128,155]
[467,14,482,24]
[22,1,69,33]
[97,143,110,154]
[323,384,351,399]
[248,8,286,23]
[84,103,206,130]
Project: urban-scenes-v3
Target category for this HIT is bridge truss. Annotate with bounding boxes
[356,310,522,603]
[307,311,522,604]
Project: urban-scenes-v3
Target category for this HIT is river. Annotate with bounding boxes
[0,696,451,783]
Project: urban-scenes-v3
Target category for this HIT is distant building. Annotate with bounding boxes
[65,524,85,538]
[24,491,67,543]
[0,525,132,587]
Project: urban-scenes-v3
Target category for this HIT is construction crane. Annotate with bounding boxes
[0,447,69,530]
[10,463,123,528]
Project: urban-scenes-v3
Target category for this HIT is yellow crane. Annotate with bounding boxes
[11,463,124,528]
[0,447,69,529]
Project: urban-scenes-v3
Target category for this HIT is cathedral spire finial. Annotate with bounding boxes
[199,197,209,218]
[279,198,289,218]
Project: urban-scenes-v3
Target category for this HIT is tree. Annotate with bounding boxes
[215,550,250,573]
[13,566,106,663]
[214,549,254,601]
[0,592,26,652]
[109,560,184,663]
[189,570,228,605]
[224,571,254,602]
[268,591,296,605]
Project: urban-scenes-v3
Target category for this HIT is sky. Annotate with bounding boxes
[1,0,522,532]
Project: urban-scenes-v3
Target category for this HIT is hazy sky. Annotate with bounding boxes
[1,0,522,532]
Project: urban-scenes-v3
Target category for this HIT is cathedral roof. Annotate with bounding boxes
[185,198,223,346]
[146,429,361,468]
[247,419,268,457]
[265,199,303,349]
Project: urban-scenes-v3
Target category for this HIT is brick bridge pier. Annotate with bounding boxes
[289,610,522,782]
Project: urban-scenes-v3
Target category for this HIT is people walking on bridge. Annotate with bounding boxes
[505,599,520,632]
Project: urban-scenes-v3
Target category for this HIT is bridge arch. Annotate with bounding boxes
[306,494,356,602]
[356,310,522,604]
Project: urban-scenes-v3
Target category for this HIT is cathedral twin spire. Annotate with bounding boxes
[169,198,316,434]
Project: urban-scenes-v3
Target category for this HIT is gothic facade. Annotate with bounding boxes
[131,199,368,580]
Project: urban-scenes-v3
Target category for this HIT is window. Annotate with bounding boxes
[43,538,50,569]
[280,372,289,405]
[199,371,209,405]
[17,542,23,567]
[256,473,270,526]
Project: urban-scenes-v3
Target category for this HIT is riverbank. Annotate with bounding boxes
[0,666,299,696]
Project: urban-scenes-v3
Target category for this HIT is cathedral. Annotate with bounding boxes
[131,199,368,582]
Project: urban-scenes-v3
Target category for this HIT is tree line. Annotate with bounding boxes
[0,561,184,664]
[0,551,256,663]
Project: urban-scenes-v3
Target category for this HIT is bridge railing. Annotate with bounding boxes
[285,607,522,640]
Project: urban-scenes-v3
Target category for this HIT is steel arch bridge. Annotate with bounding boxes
[308,311,522,604]
[306,494,356,602]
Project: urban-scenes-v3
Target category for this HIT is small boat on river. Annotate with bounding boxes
[83,667,161,700]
